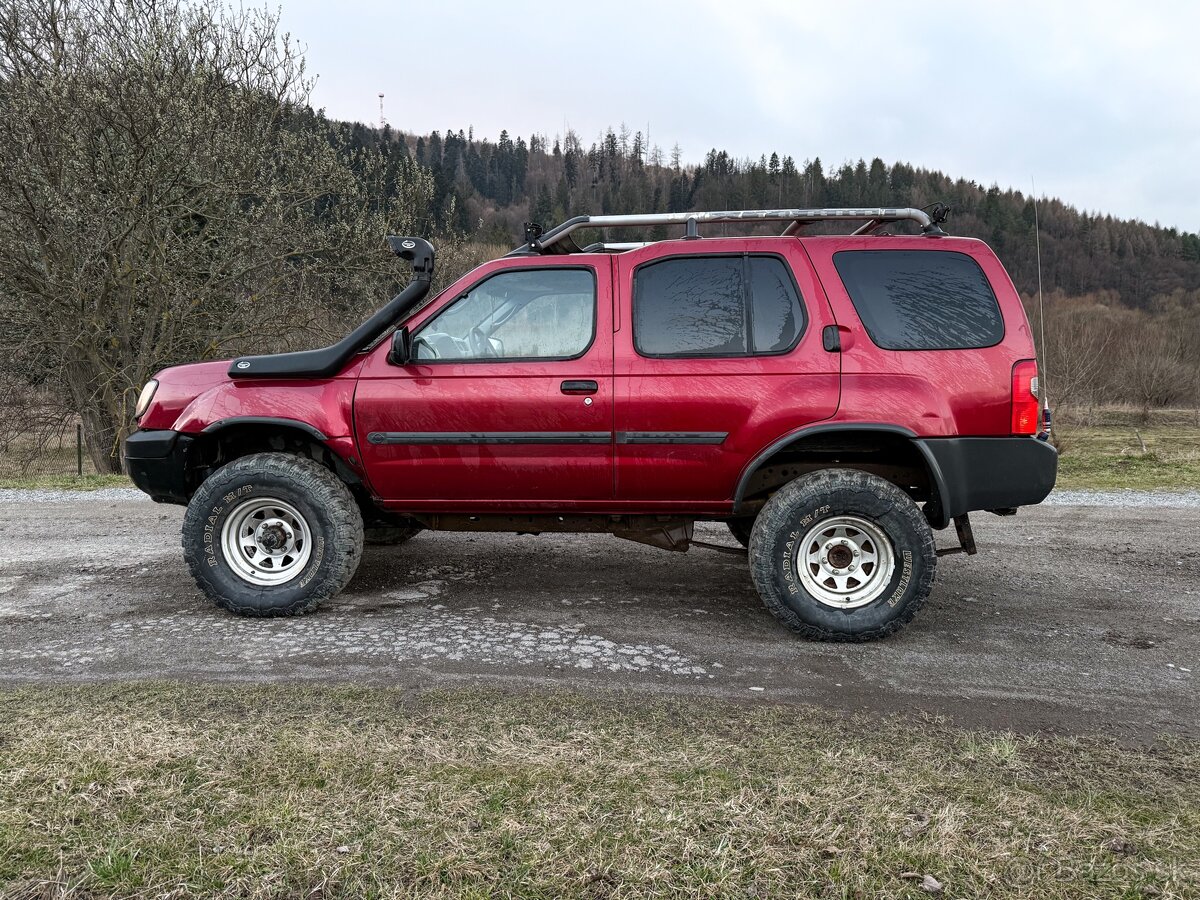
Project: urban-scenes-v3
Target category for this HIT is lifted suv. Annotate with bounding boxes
[125,206,1057,641]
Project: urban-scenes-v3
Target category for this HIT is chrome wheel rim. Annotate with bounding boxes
[796,515,895,609]
[220,497,313,585]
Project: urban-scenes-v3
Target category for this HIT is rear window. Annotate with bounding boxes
[833,250,1004,350]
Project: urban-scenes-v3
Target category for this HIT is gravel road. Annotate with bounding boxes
[1,488,1196,742]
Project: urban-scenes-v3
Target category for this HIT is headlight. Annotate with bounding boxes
[134,379,159,419]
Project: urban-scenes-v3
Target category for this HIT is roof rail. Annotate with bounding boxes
[524,206,943,253]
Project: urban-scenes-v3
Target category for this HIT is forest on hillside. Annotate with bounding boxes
[338,121,1200,418]
[345,121,1200,311]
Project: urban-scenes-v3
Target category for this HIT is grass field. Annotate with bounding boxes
[1054,423,1200,490]
[0,685,1196,899]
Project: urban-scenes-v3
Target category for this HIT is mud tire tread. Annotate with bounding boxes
[182,452,363,617]
[748,468,936,642]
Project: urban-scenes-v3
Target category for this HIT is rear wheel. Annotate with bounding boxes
[748,468,936,641]
[182,452,363,617]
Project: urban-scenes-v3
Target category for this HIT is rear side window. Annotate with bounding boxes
[833,250,1004,350]
[634,255,805,357]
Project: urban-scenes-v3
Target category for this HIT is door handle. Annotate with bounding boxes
[560,380,598,395]
[822,324,841,352]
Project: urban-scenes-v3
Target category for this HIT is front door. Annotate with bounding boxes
[354,263,613,507]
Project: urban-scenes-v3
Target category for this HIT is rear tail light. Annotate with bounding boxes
[1011,359,1039,435]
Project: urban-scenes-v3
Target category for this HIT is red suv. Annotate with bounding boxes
[125,207,1057,641]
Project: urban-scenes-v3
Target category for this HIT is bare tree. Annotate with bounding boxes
[0,0,434,471]
[1032,293,1121,413]
[1117,320,1194,424]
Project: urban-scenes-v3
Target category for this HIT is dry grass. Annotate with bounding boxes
[0,684,1197,899]
[0,474,129,490]
[1054,421,1200,491]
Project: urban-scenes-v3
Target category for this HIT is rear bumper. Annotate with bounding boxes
[124,429,195,505]
[916,436,1058,528]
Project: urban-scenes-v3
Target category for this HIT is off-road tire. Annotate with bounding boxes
[749,468,936,641]
[364,525,423,546]
[727,516,755,548]
[182,452,363,617]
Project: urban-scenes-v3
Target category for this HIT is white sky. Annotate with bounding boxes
[275,0,1200,233]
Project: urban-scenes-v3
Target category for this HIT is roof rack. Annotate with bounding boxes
[517,206,945,255]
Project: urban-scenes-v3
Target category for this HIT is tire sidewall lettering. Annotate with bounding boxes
[779,504,832,597]
[887,550,913,608]
[775,499,915,618]
[204,483,256,569]
[296,536,326,589]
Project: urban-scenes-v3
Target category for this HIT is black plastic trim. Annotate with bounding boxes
[124,428,180,459]
[732,423,1058,530]
[917,436,1057,525]
[616,432,728,445]
[124,429,195,505]
[732,422,938,514]
[200,417,328,441]
[367,431,612,446]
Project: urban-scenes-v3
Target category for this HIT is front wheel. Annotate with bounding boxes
[749,469,936,641]
[182,452,364,617]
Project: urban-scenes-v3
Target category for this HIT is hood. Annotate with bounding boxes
[135,360,232,432]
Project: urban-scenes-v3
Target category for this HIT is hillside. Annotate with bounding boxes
[343,122,1200,313]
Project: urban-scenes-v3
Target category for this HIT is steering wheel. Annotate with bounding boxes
[469,326,493,359]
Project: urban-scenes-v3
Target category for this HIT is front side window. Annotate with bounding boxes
[832,250,1004,350]
[413,268,595,361]
[633,255,805,358]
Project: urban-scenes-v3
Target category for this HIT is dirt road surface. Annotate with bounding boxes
[1,489,1196,742]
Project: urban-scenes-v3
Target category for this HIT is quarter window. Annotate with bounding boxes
[413,268,595,361]
[633,255,805,357]
[833,250,1004,350]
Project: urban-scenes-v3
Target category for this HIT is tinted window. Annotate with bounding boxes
[751,257,805,353]
[414,268,594,361]
[634,255,805,357]
[833,250,1003,350]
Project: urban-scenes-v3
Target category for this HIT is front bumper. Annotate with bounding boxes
[916,436,1058,528]
[124,429,196,504]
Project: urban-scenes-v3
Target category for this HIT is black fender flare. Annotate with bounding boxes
[200,417,329,442]
[731,422,952,528]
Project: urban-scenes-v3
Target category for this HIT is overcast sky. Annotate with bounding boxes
[275,1,1199,233]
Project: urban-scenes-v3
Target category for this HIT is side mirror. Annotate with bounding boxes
[387,327,412,366]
